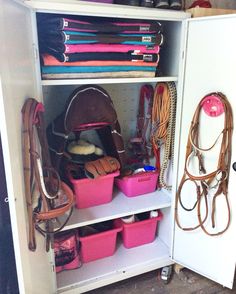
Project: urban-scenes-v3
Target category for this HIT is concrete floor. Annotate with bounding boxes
[88,267,235,294]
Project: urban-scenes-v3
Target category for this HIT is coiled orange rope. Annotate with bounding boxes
[151,82,176,189]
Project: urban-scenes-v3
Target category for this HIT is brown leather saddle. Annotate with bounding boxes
[47,85,126,175]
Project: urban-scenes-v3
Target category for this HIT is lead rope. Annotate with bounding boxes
[151,82,177,190]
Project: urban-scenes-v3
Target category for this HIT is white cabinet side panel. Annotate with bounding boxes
[173,16,236,288]
[0,1,55,293]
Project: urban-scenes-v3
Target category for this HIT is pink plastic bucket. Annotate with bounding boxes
[69,171,119,209]
[55,255,80,273]
[115,171,158,197]
[79,226,122,263]
[115,211,163,248]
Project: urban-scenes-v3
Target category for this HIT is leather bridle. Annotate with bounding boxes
[175,92,233,236]
[22,98,74,251]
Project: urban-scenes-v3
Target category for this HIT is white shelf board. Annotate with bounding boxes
[57,237,172,293]
[41,76,178,86]
[23,0,190,21]
[60,189,171,230]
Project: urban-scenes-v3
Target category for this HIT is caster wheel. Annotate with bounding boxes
[161,266,173,284]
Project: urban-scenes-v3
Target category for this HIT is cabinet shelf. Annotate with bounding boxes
[24,0,190,21]
[41,76,178,86]
[56,237,172,293]
[59,189,171,230]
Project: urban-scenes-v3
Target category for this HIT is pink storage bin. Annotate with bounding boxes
[115,171,158,197]
[56,255,80,273]
[69,171,119,209]
[79,226,122,263]
[54,231,81,273]
[115,211,163,248]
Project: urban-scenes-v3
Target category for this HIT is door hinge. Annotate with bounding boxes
[32,44,38,61]
[52,264,55,273]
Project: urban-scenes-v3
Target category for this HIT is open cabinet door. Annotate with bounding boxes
[173,15,236,288]
[0,1,55,293]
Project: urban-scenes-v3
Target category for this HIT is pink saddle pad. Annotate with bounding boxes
[64,44,160,54]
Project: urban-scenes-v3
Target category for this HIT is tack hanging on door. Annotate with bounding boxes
[175,92,233,236]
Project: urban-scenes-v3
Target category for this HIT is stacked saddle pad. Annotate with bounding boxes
[38,16,163,79]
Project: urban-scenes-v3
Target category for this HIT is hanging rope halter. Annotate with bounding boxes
[129,84,154,164]
[151,82,177,190]
[175,92,233,236]
[22,98,74,251]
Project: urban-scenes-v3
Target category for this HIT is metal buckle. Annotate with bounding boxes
[215,170,228,182]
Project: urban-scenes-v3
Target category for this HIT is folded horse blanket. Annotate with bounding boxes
[41,54,159,66]
[42,71,156,80]
[38,17,162,34]
[39,31,163,45]
[41,65,156,74]
[41,43,160,54]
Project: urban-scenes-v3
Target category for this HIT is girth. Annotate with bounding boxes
[175,92,233,236]
[22,98,74,251]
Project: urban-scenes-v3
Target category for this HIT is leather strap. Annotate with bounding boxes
[22,98,74,251]
[84,156,120,178]
[175,92,233,236]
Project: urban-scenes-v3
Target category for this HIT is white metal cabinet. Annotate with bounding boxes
[172,15,236,289]
[0,1,55,293]
[0,0,236,293]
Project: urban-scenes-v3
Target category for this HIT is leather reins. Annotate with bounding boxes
[175,92,233,236]
[22,98,74,251]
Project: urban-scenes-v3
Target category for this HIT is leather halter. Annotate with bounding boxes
[175,92,233,236]
[129,84,154,163]
[137,85,154,142]
[22,98,74,251]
